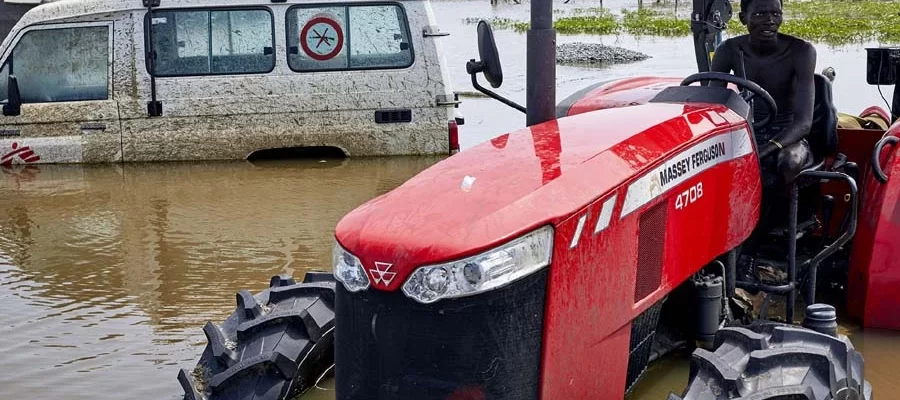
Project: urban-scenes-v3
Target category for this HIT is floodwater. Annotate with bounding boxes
[1,0,899,399]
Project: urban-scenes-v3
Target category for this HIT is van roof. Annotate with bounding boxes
[12,0,425,30]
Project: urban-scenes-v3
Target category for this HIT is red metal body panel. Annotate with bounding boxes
[538,114,760,398]
[847,121,900,330]
[334,102,746,292]
[561,75,900,332]
[564,76,684,117]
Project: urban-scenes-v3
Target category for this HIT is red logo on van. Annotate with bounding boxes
[1,142,40,166]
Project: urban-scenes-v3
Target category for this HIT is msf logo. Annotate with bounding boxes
[1,142,40,167]
[367,262,396,288]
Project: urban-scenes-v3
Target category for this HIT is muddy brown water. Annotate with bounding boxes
[4,161,900,400]
[3,0,900,399]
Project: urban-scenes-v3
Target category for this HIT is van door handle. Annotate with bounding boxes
[81,122,107,131]
[423,26,450,37]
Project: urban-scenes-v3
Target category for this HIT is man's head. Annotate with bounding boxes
[739,0,783,44]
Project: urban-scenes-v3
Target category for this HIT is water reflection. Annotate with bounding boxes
[0,157,442,399]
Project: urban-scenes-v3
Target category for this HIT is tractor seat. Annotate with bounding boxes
[805,73,838,162]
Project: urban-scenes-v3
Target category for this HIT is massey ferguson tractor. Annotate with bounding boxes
[179,0,900,399]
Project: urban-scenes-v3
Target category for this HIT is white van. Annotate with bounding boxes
[0,0,460,165]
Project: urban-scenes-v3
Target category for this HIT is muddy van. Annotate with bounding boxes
[0,0,460,165]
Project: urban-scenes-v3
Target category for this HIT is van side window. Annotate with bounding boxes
[148,8,275,76]
[5,26,109,103]
[287,4,413,72]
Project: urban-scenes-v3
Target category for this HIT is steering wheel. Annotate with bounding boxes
[680,71,778,131]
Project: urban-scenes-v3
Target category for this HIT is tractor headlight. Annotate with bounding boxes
[402,225,554,304]
[333,241,370,292]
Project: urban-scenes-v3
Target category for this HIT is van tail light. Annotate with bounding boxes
[449,120,460,155]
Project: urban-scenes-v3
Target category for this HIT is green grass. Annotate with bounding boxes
[493,8,619,34]
[554,12,619,35]
[464,0,900,46]
[744,0,900,45]
[621,8,690,36]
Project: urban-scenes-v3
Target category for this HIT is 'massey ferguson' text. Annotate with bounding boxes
[659,141,727,187]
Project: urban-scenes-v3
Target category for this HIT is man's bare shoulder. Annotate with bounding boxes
[781,33,817,55]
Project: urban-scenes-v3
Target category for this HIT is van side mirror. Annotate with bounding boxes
[3,75,21,117]
[467,20,503,88]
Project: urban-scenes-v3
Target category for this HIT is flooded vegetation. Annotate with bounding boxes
[2,0,900,399]
[468,0,900,45]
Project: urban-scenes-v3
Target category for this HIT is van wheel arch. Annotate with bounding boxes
[246,146,348,161]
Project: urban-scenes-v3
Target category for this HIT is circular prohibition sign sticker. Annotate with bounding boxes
[300,15,344,61]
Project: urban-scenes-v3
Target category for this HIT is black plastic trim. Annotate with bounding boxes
[648,85,750,120]
[374,109,412,123]
[334,269,548,400]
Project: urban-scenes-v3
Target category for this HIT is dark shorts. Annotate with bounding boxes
[754,125,812,189]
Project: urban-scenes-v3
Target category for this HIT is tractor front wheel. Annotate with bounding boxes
[177,272,336,400]
[670,322,872,400]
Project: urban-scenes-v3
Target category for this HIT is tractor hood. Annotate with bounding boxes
[334,101,745,291]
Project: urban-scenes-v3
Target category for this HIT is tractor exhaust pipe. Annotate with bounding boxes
[526,0,556,126]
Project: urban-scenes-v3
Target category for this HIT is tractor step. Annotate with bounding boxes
[766,218,818,239]
[752,257,812,278]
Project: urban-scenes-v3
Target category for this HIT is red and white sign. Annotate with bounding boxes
[1,142,40,167]
[0,137,82,165]
[300,15,344,61]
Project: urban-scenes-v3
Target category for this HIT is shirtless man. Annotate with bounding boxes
[709,0,817,189]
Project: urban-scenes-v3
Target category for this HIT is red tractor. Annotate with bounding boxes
[179,0,900,399]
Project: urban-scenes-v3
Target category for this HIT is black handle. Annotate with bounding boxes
[872,135,898,183]
[81,122,107,131]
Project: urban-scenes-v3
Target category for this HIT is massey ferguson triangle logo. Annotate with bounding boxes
[368,262,396,287]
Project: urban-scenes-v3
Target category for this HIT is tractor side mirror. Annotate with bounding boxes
[465,20,503,88]
[465,20,523,113]
[3,75,21,117]
[477,20,503,88]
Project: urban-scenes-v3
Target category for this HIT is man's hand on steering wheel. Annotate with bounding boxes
[680,71,778,133]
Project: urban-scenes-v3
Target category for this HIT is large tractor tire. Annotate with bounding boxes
[178,272,336,400]
[670,322,872,400]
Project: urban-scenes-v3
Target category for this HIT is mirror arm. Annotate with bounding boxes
[3,75,21,117]
[469,72,525,114]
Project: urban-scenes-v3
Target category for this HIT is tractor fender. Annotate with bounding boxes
[847,123,900,330]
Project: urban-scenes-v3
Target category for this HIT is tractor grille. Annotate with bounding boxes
[625,300,664,393]
[635,202,667,302]
[334,270,548,400]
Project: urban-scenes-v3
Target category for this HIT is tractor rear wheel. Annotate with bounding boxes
[669,322,872,400]
[178,272,336,400]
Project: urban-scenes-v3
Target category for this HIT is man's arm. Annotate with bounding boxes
[708,41,734,87]
[759,41,817,159]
